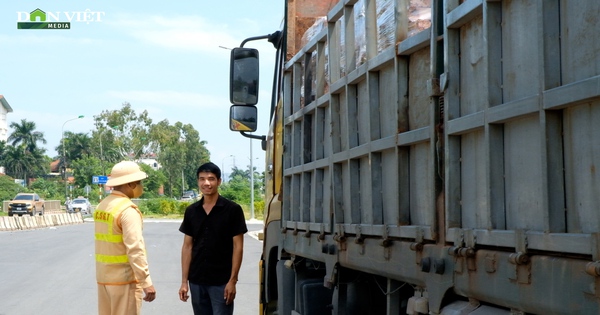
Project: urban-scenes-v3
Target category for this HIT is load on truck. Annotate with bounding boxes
[228,0,600,314]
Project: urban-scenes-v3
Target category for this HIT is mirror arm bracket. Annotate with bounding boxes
[240,132,267,151]
[240,131,266,141]
[240,31,282,49]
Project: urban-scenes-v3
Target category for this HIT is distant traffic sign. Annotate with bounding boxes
[92,175,108,184]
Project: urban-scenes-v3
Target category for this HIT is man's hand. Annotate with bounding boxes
[179,283,189,302]
[143,285,156,302]
[224,281,237,305]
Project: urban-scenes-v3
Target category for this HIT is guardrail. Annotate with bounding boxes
[0,212,84,231]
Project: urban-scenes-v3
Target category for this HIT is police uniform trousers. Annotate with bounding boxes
[97,283,143,315]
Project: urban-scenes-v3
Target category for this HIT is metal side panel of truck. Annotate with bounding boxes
[256,0,600,314]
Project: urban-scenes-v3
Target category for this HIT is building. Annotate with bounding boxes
[0,95,13,174]
[138,158,161,170]
[0,95,13,143]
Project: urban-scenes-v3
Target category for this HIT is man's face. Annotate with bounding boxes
[198,171,220,196]
[131,181,144,198]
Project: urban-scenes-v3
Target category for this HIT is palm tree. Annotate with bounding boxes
[4,145,30,181]
[57,132,94,173]
[5,120,48,184]
[8,119,47,152]
[0,140,7,169]
[68,132,93,160]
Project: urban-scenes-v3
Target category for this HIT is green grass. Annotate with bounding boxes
[142,213,184,219]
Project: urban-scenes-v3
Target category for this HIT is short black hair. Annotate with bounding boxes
[196,162,221,180]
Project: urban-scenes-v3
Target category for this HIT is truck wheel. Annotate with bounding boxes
[39,206,44,216]
[30,207,36,216]
[8,212,13,217]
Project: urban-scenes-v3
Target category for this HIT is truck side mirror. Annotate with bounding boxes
[230,48,259,105]
[229,105,258,132]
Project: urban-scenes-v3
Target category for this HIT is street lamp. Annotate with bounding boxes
[62,115,84,199]
[98,126,116,176]
[97,126,115,201]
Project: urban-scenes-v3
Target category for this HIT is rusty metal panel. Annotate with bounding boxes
[276,0,600,313]
[407,47,430,129]
[459,130,489,229]
[409,142,435,227]
[459,14,486,116]
[501,0,541,102]
[356,79,369,146]
[560,0,600,84]
[564,102,600,234]
[445,0,600,253]
[503,115,545,231]
[378,66,400,137]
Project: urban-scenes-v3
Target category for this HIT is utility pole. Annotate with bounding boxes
[181,169,185,196]
[62,115,84,200]
[250,139,254,220]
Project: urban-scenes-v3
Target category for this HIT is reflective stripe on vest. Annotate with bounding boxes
[94,199,133,264]
[96,253,129,264]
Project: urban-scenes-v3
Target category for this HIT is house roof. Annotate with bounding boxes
[0,95,13,113]
[50,159,60,172]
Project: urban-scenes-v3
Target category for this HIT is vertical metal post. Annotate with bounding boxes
[250,139,255,219]
[182,169,185,197]
[62,115,83,200]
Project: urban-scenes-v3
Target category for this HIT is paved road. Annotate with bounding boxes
[0,219,264,315]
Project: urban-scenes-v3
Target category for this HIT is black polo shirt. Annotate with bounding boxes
[179,195,248,285]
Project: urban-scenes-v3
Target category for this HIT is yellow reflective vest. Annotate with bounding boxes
[94,193,152,286]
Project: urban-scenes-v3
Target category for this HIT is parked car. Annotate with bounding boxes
[8,193,45,217]
[68,197,92,215]
[180,190,198,201]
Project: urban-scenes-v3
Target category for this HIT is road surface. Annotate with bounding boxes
[0,219,264,315]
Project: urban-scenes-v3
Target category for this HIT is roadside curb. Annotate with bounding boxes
[0,212,83,232]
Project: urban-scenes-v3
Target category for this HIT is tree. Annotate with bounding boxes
[149,120,186,197]
[68,132,94,160]
[89,127,120,174]
[0,141,6,162]
[220,173,251,205]
[150,121,210,198]
[8,119,46,152]
[29,177,63,200]
[93,102,153,160]
[71,156,104,189]
[219,165,264,208]
[4,120,48,183]
[3,145,48,182]
[0,175,26,202]
[230,166,250,179]
[56,132,93,172]
[180,123,210,192]
[139,163,167,198]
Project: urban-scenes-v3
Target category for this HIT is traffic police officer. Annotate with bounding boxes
[94,161,156,315]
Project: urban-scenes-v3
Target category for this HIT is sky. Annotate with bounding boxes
[0,1,284,176]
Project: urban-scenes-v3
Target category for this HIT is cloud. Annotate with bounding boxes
[0,33,98,46]
[105,89,225,108]
[108,14,247,54]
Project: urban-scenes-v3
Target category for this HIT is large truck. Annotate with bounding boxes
[228,0,600,314]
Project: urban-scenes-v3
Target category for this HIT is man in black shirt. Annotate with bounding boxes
[179,162,248,315]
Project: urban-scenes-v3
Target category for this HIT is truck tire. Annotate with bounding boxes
[39,206,44,216]
[30,207,36,216]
